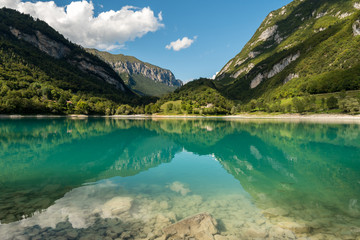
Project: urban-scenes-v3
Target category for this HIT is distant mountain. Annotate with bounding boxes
[87,49,183,97]
[216,0,360,101]
[0,8,143,114]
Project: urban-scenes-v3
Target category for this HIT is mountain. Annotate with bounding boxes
[87,49,183,97]
[216,0,360,101]
[152,0,360,115]
[0,8,143,114]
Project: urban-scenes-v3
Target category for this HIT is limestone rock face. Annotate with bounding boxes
[109,61,182,87]
[284,73,299,84]
[158,213,218,240]
[250,51,300,89]
[258,25,278,42]
[74,59,125,91]
[217,60,234,79]
[10,28,70,59]
[231,63,255,79]
[353,20,360,36]
[267,51,300,79]
[9,27,127,91]
[250,73,265,89]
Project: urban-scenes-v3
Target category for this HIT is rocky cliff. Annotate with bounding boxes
[9,27,127,91]
[109,60,182,87]
[87,49,183,96]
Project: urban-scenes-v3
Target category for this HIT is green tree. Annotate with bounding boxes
[339,90,346,100]
[116,105,133,115]
[326,96,338,109]
[321,98,326,109]
[75,101,90,114]
[230,106,236,115]
[166,103,174,113]
[292,97,305,113]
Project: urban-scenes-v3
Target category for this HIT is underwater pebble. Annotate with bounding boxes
[65,229,78,239]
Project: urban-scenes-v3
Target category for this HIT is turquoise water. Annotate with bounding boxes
[0,118,360,239]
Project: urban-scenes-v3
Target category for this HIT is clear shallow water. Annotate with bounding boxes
[0,118,359,239]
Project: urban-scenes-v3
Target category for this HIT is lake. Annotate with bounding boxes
[0,118,359,240]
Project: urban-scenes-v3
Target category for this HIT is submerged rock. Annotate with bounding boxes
[268,226,296,240]
[262,207,289,218]
[277,221,311,234]
[168,182,191,196]
[98,197,133,218]
[157,213,218,240]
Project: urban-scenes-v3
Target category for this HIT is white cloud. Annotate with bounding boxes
[0,0,164,50]
[166,36,197,51]
[211,72,219,80]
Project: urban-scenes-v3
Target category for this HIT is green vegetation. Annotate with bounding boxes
[2,0,360,116]
[124,74,178,97]
[215,0,360,104]
[151,79,360,115]
[232,90,360,114]
[0,8,156,115]
[148,0,360,116]
[153,78,234,115]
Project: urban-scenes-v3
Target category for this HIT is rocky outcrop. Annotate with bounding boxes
[235,58,247,66]
[10,27,70,59]
[337,12,352,19]
[268,51,300,78]
[353,20,360,36]
[109,61,182,87]
[354,3,360,10]
[75,59,125,91]
[258,25,278,42]
[217,60,234,78]
[253,24,285,46]
[314,11,328,19]
[248,51,260,58]
[231,63,255,79]
[250,51,300,89]
[250,73,265,89]
[284,73,299,84]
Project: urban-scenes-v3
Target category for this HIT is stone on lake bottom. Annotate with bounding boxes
[277,221,311,234]
[262,207,288,218]
[268,226,296,240]
[157,213,218,240]
[65,229,78,239]
[99,197,133,218]
[243,226,268,239]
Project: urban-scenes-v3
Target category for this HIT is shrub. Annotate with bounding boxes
[292,98,306,113]
[326,96,338,109]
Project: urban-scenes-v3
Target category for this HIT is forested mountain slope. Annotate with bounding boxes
[216,0,360,102]
[0,8,140,114]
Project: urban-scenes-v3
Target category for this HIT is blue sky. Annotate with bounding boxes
[3,0,293,81]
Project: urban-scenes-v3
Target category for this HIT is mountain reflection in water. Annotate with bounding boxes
[0,118,359,239]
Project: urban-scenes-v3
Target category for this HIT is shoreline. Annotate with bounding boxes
[1,113,360,122]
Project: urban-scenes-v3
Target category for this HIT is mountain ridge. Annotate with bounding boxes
[87,49,183,97]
